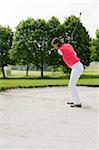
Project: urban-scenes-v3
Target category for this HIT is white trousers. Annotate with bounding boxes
[68,61,84,104]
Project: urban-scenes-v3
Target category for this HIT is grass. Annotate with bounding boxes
[0,79,68,91]
[84,63,99,75]
[0,77,99,92]
[0,63,99,92]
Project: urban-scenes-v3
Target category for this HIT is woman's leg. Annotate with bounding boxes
[68,62,84,104]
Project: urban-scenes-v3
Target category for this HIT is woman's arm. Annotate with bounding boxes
[58,49,63,56]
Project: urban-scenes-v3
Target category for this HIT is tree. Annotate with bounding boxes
[47,17,63,70]
[32,19,50,77]
[0,25,13,78]
[10,18,36,76]
[62,15,91,67]
[47,16,91,75]
[90,29,99,62]
[10,15,91,77]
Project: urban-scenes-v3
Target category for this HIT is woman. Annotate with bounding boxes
[51,37,84,107]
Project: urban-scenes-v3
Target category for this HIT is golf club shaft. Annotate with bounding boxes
[69,13,82,43]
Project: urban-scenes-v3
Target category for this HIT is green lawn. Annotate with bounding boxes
[0,63,99,92]
[0,78,99,92]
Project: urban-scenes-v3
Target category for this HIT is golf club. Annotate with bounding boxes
[68,12,82,43]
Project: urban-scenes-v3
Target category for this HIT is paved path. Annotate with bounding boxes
[0,87,99,150]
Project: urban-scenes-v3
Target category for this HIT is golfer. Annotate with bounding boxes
[51,37,84,107]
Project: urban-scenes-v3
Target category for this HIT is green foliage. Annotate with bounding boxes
[47,17,64,71]
[96,29,99,38]
[9,15,91,77]
[90,29,99,62]
[31,17,62,77]
[62,15,91,67]
[47,16,61,38]
[10,18,36,76]
[0,25,13,78]
[32,19,49,77]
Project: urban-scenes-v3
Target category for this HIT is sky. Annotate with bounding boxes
[0,0,98,38]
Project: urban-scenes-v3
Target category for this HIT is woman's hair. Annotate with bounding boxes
[51,37,63,47]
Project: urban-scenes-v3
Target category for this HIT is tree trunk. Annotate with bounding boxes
[2,66,6,79]
[26,65,29,76]
[41,58,44,78]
